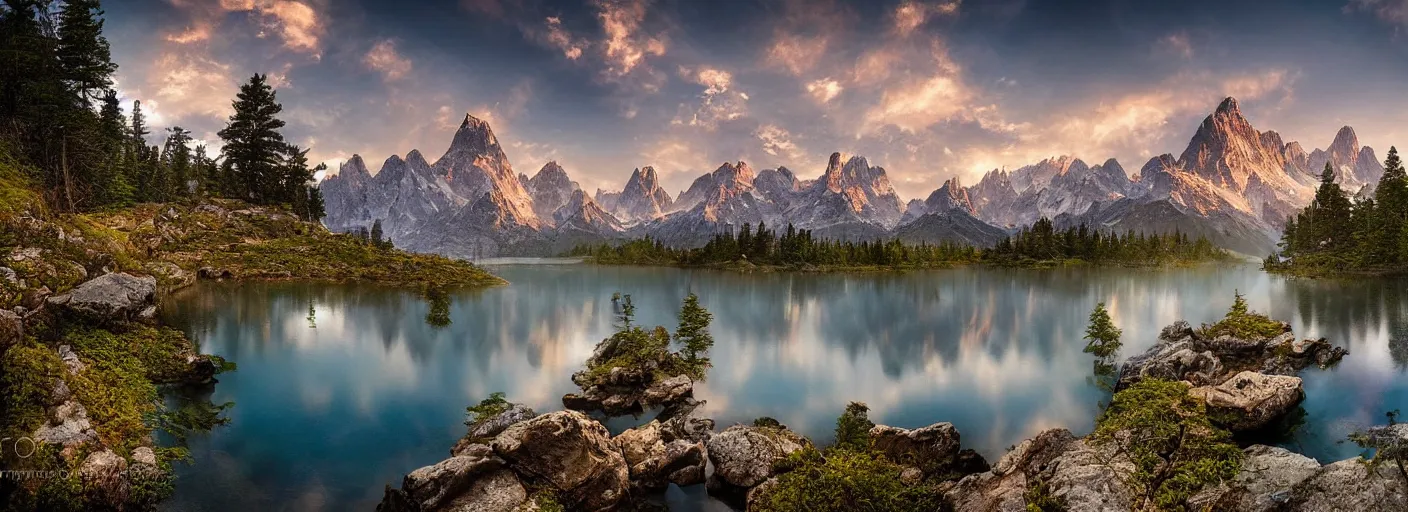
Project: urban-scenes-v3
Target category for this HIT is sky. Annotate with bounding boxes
[104,0,1408,199]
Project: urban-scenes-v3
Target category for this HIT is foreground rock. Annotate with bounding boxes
[491,411,631,511]
[869,421,989,481]
[705,423,811,502]
[945,428,1137,512]
[613,419,709,491]
[1190,371,1304,431]
[44,273,158,326]
[1189,445,1322,511]
[380,444,527,512]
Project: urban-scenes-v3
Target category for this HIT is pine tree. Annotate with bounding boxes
[219,73,287,203]
[54,0,116,106]
[370,219,385,248]
[675,292,714,370]
[834,402,875,452]
[162,126,193,200]
[1082,302,1122,358]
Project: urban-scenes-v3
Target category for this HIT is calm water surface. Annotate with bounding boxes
[157,263,1408,511]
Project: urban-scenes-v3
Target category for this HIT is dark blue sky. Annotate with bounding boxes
[104,0,1408,197]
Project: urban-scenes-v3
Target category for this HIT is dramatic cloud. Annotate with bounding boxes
[364,40,413,80]
[674,67,749,129]
[806,78,844,104]
[893,0,961,36]
[595,0,668,79]
[106,0,1408,200]
[766,34,829,76]
[543,16,586,60]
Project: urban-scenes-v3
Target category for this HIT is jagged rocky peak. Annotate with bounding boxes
[1327,126,1359,162]
[336,155,372,182]
[609,165,673,222]
[1010,155,1077,193]
[405,149,430,168]
[553,189,624,233]
[527,161,580,223]
[801,152,904,228]
[448,113,500,155]
[430,112,540,228]
[674,161,757,212]
[926,175,976,215]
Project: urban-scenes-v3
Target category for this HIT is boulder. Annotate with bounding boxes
[658,405,715,444]
[1286,457,1408,511]
[1189,371,1304,431]
[706,424,810,492]
[467,403,537,439]
[79,449,130,508]
[490,411,629,511]
[1117,344,1222,390]
[45,273,158,326]
[33,400,98,448]
[1188,445,1321,511]
[144,261,194,290]
[643,374,693,404]
[0,308,20,349]
[1042,440,1137,511]
[378,444,526,512]
[945,429,1078,512]
[613,420,709,491]
[868,422,965,479]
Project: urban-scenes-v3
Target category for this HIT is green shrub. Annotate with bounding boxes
[0,343,65,439]
[754,447,944,512]
[1199,291,1285,340]
[465,392,511,426]
[1090,379,1242,510]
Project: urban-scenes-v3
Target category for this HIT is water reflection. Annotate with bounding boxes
[158,264,1408,511]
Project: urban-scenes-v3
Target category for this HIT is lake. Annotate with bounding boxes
[156,262,1408,511]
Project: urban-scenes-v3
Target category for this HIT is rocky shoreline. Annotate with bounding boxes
[377,311,1408,511]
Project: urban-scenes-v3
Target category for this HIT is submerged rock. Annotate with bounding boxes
[45,273,158,326]
[1190,371,1304,431]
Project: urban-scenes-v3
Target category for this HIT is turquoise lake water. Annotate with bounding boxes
[156,263,1408,511]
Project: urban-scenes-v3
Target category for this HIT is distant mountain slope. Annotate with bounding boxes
[322,97,1377,258]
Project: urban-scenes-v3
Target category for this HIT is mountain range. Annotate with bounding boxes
[320,98,1386,259]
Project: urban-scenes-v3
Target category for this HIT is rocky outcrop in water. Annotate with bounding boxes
[870,422,990,481]
[1118,320,1345,391]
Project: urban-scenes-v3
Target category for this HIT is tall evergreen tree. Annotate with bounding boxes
[219,73,287,203]
[162,126,193,200]
[675,292,714,368]
[54,0,116,106]
[1082,302,1122,358]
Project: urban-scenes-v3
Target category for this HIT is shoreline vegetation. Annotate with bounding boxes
[379,292,1408,512]
[1264,148,1408,277]
[567,218,1233,272]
